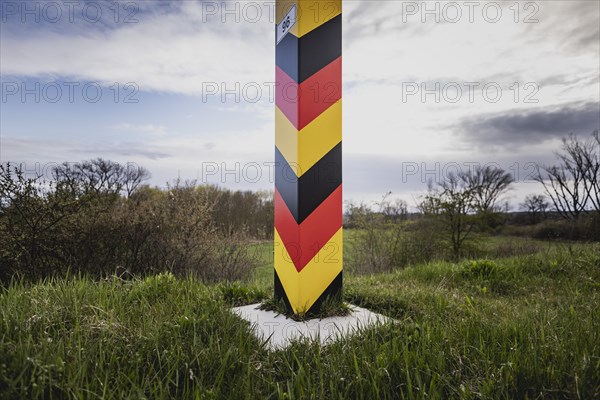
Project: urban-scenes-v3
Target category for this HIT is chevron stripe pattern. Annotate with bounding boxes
[274,0,342,315]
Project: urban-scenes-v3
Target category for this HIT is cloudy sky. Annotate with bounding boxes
[1,0,599,209]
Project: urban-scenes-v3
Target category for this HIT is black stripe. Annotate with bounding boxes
[274,270,343,317]
[274,269,293,312]
[275,142,342,224]
[276,14,341,84]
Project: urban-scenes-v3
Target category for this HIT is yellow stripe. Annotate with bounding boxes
[277,0,341,38]
[275,100,342,177]
[274,228,343,314]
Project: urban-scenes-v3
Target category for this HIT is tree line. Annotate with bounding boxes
[347,131,600,265]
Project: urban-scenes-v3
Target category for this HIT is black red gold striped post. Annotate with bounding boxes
[274,0,342,315]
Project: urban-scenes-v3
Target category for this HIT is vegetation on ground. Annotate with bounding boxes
[1,243,598,399]
[258,295,351,321]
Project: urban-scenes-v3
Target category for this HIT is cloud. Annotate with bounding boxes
[82,143,172,160]
[2,0,598,100]
[0,1,274,95]
[0,136,173,162]
[539,1,600,53]
[457,102,600,149]
[111,123,167,136]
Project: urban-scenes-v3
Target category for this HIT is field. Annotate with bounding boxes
[1,238,599,399]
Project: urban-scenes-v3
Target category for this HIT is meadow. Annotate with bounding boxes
[1,237,599,399]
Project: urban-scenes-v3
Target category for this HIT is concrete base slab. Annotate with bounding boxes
[231,303,392,350]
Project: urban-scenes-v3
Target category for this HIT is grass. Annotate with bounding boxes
[1,242,599,399]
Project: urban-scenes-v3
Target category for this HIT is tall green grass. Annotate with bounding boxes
[1,244,599,399]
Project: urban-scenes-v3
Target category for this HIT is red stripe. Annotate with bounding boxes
[275,185,342,272]
[275,66,299,128]
[275,56,342,130]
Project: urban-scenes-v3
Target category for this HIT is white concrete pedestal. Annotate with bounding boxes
[232,303,392,350]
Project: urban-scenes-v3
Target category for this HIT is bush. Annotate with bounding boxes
[199,238,259,283]
[347,215,449,275]
[482,238,544,259]
[0,163,82,280]
[0,162,260,284]
[504,214,600,242]
[347,223,405,274]
[201,186,273,240]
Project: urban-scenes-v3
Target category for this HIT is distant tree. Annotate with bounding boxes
[52,158,150,198]
[520,194,550,224]
[345,201,372,228]
[535,132,599,219]
[420,175,479,261]
[201,186,274,239]
[376,192,408,223]
[582,131,600,211]
[123,163,152,198]
[459,165,514,213]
